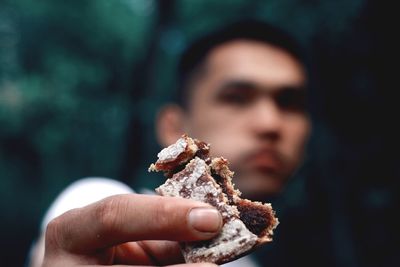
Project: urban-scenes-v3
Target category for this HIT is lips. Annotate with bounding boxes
[245,149,283,172]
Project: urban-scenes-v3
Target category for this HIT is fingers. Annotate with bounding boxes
[45,194,222,254]
[114,241,184,265]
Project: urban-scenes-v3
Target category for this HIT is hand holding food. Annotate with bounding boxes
[149,134,279,264]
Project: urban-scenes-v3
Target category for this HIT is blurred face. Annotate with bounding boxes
[184,40,310,201]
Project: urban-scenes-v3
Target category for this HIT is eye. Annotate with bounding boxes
[218,90,253,105]
[275,87,307,112]
[216,82,257,106]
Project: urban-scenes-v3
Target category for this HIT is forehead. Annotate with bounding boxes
[203,39,306,88]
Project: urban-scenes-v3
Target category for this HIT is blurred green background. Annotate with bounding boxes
[0,1,398,267]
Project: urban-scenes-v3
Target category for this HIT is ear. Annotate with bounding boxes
[156,104,187,147]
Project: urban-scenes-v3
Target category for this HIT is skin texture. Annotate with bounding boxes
[41,194,221,267]
[158,40,311,201]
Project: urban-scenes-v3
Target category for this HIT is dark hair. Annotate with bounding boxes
[176,19,306,108]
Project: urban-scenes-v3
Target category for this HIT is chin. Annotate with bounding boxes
[236,180,283,202]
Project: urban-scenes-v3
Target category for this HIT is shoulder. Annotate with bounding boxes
[41,177,133,230]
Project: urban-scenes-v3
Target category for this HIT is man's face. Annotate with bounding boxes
[184,40,311,201]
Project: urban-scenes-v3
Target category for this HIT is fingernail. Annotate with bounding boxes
[188,207,222,233]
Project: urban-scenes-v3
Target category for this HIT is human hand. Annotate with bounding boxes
[42,194,222,266]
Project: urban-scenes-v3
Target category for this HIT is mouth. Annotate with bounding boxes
[245,149,283,173]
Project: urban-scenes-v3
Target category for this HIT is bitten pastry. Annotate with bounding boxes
[149,134,279,264]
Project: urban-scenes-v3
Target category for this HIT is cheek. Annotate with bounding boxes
[188,104,240,136]
[282,117,310,160]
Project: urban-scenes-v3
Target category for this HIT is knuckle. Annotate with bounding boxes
[95,195,128,232]
[45,216,62,248]
[44,209,77,251]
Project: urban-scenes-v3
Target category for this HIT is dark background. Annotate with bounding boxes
[0,1,398,267]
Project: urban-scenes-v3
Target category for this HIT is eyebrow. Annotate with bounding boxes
[217,80,260,93]
[217,79,306,94]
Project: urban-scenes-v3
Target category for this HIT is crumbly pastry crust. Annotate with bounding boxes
[149,134,279,264]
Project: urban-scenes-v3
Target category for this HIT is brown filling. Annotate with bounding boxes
[155,151,195,172]
[165,162,188,178]
[211,172,235,204]
[193,139,210,161]
[236,201,271,238]
[211,172,273,238]
[209,161,274,239]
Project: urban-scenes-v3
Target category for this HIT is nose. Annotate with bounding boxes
[248,98,282,140]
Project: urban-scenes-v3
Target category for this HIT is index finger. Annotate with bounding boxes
[45,194,222,253]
